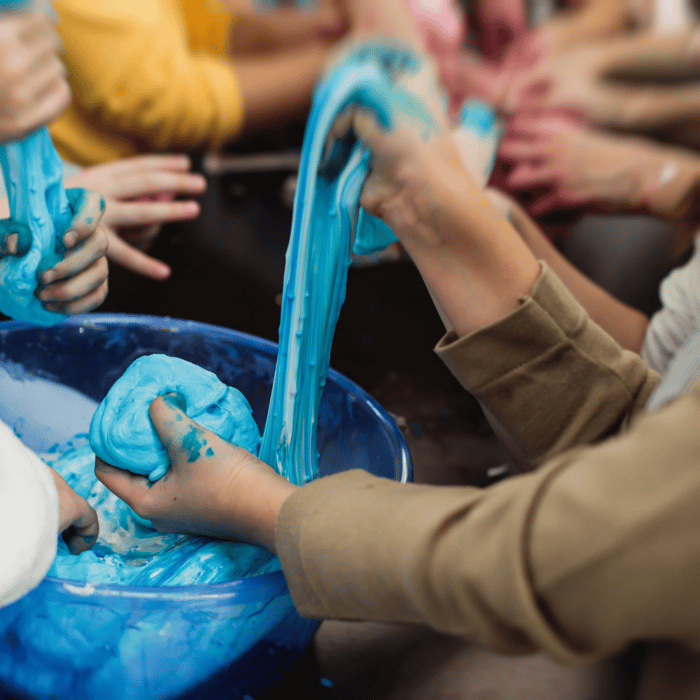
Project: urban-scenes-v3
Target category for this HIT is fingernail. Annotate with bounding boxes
[63,231,77,248]
[164,392,187,411]
[43,269,55,284]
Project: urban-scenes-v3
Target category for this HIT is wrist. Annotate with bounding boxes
[410,182,541,335]
[637,148,700,230]
[221,469,298,554]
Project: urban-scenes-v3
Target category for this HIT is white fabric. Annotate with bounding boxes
[652,0,696,33]
[641,234,700,373]
[0,420,59,608]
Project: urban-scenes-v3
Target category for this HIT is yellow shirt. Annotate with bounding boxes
[51,0,244,165]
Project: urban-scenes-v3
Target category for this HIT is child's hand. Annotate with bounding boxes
[37,188,109,315]
[50,468,99,555]
[326,50,473,254]
[501,42,624,124]
[66,155,207,281]
[95,394,298,553]
[0,10,71,143]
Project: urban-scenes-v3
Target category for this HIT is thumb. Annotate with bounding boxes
[95,457,151,503]
[149,393,211,468]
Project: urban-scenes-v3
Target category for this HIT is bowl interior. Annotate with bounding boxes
[0,314,411,700]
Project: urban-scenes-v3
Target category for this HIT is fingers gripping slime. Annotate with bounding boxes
[0,0,72,325]
[89,354,260,481]
[259,44,437,484]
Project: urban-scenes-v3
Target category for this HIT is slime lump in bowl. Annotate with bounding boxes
[0,315,412,700]
[89,353,261,481]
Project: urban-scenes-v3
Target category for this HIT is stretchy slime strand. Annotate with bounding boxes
[258,44,424,485]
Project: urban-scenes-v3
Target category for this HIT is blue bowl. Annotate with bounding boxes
[0,314,412,700]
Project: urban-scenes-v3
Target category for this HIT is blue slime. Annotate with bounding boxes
[259,43,432,485]
[0,41,462,699]
[73,41,497,588]
[89,354,260,481]
[0,0,73,326]
[0,130,72,325]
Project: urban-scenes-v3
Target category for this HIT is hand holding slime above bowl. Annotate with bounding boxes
[89,354,261,482]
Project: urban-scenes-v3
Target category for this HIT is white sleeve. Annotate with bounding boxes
[0,420,59,608]
[641,235,700,373]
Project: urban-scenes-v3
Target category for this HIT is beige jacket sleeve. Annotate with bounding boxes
[277,265,700,664]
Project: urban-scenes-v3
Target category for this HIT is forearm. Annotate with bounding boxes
[541,0,629,51]
[234,44,332,131]
[616,83,700,140]
[228,7,343,57]
[636,144,700,237]
[402,172,541,337]
[503,194,650,352]
[601,28,700,80]
[436,263,658,463]
[277,379,700,664]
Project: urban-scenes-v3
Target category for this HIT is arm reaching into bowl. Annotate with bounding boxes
[96,42,700,668]
[0,420,97,609]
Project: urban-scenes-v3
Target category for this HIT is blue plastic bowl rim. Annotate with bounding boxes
[0,313,412,601]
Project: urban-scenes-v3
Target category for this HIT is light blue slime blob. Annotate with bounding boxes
[259,43,428,485]
[89,354,260,481]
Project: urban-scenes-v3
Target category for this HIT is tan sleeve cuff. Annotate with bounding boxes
[435,263,659,462]
[276,467,594,663]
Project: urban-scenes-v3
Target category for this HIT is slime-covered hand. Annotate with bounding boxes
[50,467,99,555]
[0,186,109,315]
[325,46,469,250]
[90,354,261,482]
[95,394,297,553]
[35,187,109,315]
